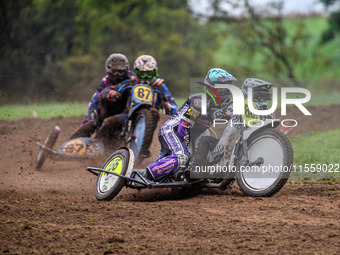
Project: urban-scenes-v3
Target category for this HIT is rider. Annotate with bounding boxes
[97,55,178,137]
[192,78,276,173]
[70,53,137,139]
[100,55,177,113]
[142,68,237,180]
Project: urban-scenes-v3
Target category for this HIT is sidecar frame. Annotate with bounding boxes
[37,137,105,160]
[86,165,205,189]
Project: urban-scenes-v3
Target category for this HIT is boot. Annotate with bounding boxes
[131,169,153,182]
[70,121,96,139]
[147,155,178,180]
[95,116,122,149]
[141,150,152,158]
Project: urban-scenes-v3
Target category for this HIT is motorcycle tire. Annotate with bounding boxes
[235,128,293,197]
[95,148,130,201]
[129,108,154,162]
[35,126,60,170]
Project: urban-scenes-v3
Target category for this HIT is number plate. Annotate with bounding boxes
[101,156,123,177]
[62,140,86,155]
[242,99,261,127]
[133,86,153,102]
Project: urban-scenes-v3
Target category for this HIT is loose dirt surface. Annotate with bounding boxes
[0,105,339,254]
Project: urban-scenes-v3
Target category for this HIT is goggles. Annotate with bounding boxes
[252,89,272,102]
[137,70,155,79]
[110,70,126,76]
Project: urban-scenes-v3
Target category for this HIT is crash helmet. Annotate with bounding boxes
[105,53,130,83]
[134,55,158,80]
[241,78,273,109]
[204,68,237,104]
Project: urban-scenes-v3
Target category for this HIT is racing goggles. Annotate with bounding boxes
[110,70,126,76]
[252,88,272,102]
[137,70,155,79]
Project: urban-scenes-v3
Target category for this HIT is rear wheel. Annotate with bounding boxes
[236,128,293,197]
[95,148,130,201]
[129,108,154,162]
[35,126,60,170]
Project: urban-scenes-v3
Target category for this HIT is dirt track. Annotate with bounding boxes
[0,105,339,254]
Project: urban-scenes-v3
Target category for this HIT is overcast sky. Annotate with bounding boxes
[255,0,324,14]
[190,0,337,16]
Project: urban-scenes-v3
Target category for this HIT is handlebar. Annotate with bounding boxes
[117,83,168,111]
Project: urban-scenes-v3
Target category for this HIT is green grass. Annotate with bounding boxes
[175,98,186,108]
[0,102,89,120]
[0,98,187,120]
[0,91,337,121]
[267,90,340,108]
[290,129,340,180]
[306,91,340,106]
[1,90,337,121]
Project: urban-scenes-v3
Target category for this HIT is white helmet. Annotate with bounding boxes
[242,78,273,109]
[134,55,158,80]
[133,55,158,71]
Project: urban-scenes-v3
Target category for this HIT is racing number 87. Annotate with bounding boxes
[134,86,152,102]
[63,143,85,155]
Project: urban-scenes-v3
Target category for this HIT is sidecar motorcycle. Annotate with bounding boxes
[87,118,294,200]
[35,83,168,170]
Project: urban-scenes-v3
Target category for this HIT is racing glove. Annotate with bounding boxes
[108,90,121,102]
[164,100,177,115]
[213,103,232,119]
[213,107,227,119]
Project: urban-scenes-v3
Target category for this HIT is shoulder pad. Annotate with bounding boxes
[151,78,164,87]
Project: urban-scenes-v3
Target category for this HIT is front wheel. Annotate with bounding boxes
[94,148,130,201]
[128,108,154,162]
[236,128,293,197]
[35,126,60,170]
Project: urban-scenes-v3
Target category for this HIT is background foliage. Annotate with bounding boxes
[0,0,218,104]
[0,0,340,105]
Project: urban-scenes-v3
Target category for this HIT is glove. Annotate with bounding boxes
[164,102,171,114]
[213,103,232,119]
[164,101,177,115]
[108,90,121,102]
[213,108,225,119]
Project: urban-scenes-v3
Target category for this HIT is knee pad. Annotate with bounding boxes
[177,153,189,167]
[88,109,98,122]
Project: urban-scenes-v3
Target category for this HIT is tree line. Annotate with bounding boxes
[0,0,219,105]
[1,0,339,105]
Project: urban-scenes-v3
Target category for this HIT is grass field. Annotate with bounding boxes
[0,98,187,120]
[290,129,340,180]
[1,91,339,120]
[0,102,89,120]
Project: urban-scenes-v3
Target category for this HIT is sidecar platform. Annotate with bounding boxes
[86,166,202,189]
